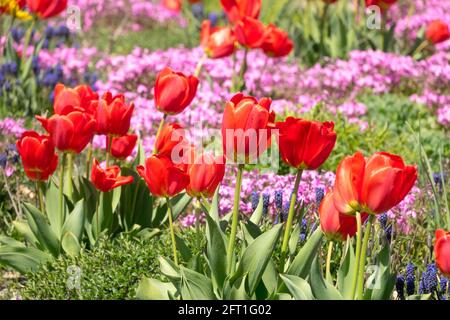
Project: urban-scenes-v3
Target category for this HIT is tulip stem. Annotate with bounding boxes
[326,241,334,283]
[194,54,206,78]
[59,153,66,226]
[153,114,167,154]
[320,2,330,57]
[279,169,303,271]
[226,164,244,274]
[357,215,374,300]
[166,197,179,266]
[85,142,93,179]
[20,17,36,77]
[235,48,249,92]
[350,211,362,300]
[66,153,74,199]
[195,199,202,249]
[105,135,112,167]
[35,181,45,213]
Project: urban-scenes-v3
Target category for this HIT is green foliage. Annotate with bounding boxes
[20,234,173,300]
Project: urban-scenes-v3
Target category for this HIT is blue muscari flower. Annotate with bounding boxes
[4,80,11,91]
[11,27,25,43]
[274,190,283,212]
[440,277,448,299]
[273,215,279,225]
[396,275,405,299]
[262,193,270,216]
[44,26,54,39]
[301,218,308,233]
[315,187,325,206]
[49,90,55,104]
[419,272,427,294]
[208,12,219,26]
[56,25,70,38]
[299,233,306,243]
[0,153,7,168]
[405,263,416,296]
[425,263,438,293]
[251,191,259,211]
[192,3,204,19]
[379,213,388,229]
[32,56,40,74]
[42,38,50,49]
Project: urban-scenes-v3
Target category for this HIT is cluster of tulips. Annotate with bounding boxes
[0,0,67,20]
[8,0,450,296]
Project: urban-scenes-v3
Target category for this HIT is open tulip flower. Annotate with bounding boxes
[53,83,99,116]
[235,16,266,49]
[319,191,368,242]
[425,20,450,45]
[222,93,275,162]
[154,122,187,158]
[276,117,336,170]
[186,153,226,198]
[333,151,417,215]
[109,134,138,160]
[36,111,96,154]
[90,158,134,193]
[261,24,294,58]
[200,20,237,59]
[137,155,189,198]
[220,0,261,24]
[94,92,134,137]
[154,67,199,115]
[435,229,450,277]
[26,0,68,19]
[16,131,58,181]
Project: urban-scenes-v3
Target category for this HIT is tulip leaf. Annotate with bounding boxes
[310,257,343,300]
[204,213,227,291]
[208,187,220,223]
[286,228,323,277]
[337,237,356,300]
[249,195,264,225]
[364,245,396,300]
[230,224,283,296]
[136,277,176,300]
[0,246,52,274]
[61,232,81,257]
[23,202,61,257]
[13,220,38,246]
[174,234,192,262]
[62,199,85,241]
[159,256,181,281]
[92,191,113,239]
[288,224,301,255]
[280,274,315,300]
[45,180,68,237]
[180,266,216,300]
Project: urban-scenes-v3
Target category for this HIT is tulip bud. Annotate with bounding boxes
[235,16,266,49]
[200,20,236,59]
[435,229,450,277]
[426,20,450,45]
[90,158,134,192]
[110,134,138,160]
[186,153,226,198]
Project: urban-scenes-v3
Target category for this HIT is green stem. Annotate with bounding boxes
[195,199,201,249]
[35,181,45,213]
[85,142,93,179]
[279,169,303,271]
[226,164,244,274]
[194,54,206,78]
[237,49,248,92]
[319,3,330,57]
[66,153,74,198]
[350,211,362,300]
[357,215,374,300]
[153,114,167,154]
[20,17,36,74]
[95,192,100,239]
[59,153,66,226]
[411,40,429,57]
[326,241,334,283]
[105,135,112,167]
[166,197,179,266]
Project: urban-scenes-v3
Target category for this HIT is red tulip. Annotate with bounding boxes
[36,111,96,154]
[426,20,450,45]
[222,93,275,162]
[154,122,188,158]
[110,134,138,160]
[319,191,368,241]
[333,152,417,215]
[137,155,189,198]
[200,20,236,59]
[16,131,58,181]
[154,67,199,115]
[364,0,397,11]
[435,229,450,277]
[276,117,336,170]
[53,83,98,116]
[93,92,134,136]
[162,0,182,12]
[186,153,226,198]
[90,158,134,192]
[26,0,68,19]
[261,24,293,58]
[235,16,266,49]
[220,0,261,24]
